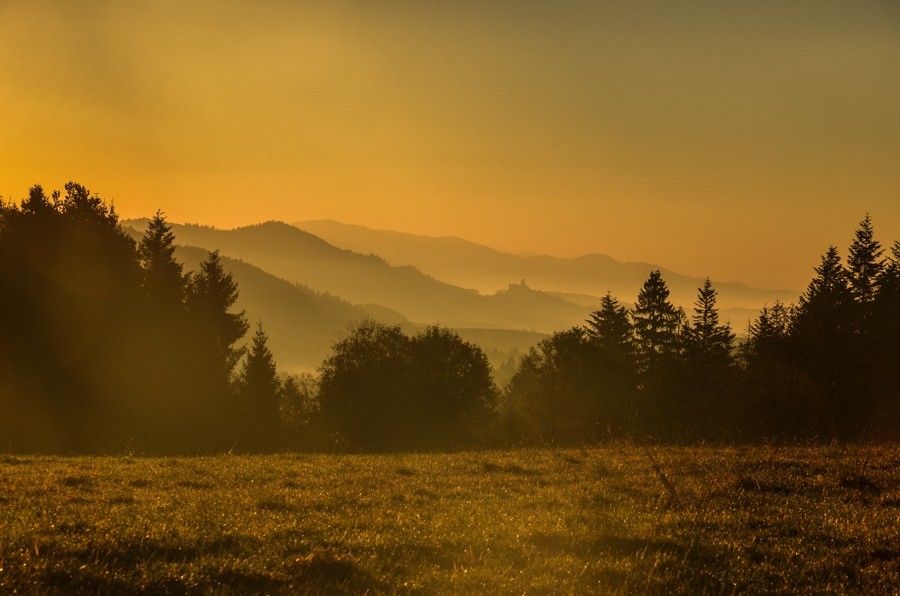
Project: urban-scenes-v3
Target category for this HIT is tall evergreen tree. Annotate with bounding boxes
[585,291,634,359]
[793,245,854,335]
[132,211,200,451]
[583,292,638,422]
[791,246,857,436]
[631,270,681,369]
[874,240,900,318]
[686,278,735,365]
[237,322,281,452]
[867,240,900,436]
[180,250,248,450]
[138,211,186,308]
[739,300,816,440]
[847,213,884,309]
[680,278,736,439]
[186,250,249,381]
[630,271,684,438]
[744,301,793,363]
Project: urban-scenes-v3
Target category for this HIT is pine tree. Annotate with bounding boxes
[629,271,684,438]
[631,270,680,369]
[744,301,792,362]
[134,211,193,447]
[687,277,735,366]
[187,250,249,379]
[237,322,281,452]
[868,240,900,435]
[138,211,186,308]
[875,241,900,309]
[847,213,884,308]
[794,245,854,333]
[678,278,736,439]
[791,246,857,436]
[586,291,633,356]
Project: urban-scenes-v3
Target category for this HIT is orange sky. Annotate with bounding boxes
[2,1,899,290]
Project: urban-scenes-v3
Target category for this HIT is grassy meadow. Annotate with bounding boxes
[1,444,898,594]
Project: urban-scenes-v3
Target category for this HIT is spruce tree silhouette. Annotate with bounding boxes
[791,246,858,436]
[237,322,281,452]
[585,291,634,366]
[187,250,249,386]
[865,239,900,437]
[138,211,188,309]
[135,211,196,451]
[681,278,736,440]
[847,214,884,311]
[686,278,734,366]
[739,301,810,438]
[631,270,682,371]
[630,271,684,438]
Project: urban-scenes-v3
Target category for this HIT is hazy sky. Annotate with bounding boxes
[2,1,898,289]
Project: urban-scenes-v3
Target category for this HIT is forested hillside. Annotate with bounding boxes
[3,185,898,453]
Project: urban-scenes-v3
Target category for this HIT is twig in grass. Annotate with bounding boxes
[637,440,681,510]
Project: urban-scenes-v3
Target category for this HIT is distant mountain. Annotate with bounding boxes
[293,219,799,313]
[124,219,594,334]
[122,217,774,372]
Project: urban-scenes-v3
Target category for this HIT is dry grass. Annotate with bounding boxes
[1,444,898,593]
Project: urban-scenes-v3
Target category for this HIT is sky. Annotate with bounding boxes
[1,0,898,290]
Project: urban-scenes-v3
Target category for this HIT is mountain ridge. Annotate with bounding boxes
[292,219,798,309]
[123,218,591,334]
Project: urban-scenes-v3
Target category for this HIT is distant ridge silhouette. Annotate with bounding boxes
[293,219,797,310]
[123,219,592,332]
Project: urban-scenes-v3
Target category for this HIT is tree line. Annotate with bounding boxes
[0,184,270,452]
[503,214,899,444]
[1,183,898,452]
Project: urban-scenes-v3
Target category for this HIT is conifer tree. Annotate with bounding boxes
[138,211,186,308]
[629,271,684,438]
[847,213,884,308]
[868,240,900,434]
[686,277,734,366]
[678,278,736,439]
[586,291,633,357]
[237,322,281,451]
[744,301,792,362]
[874,241,900,314]
[793,245,854,334]
[631,270,680,369]
[134,211,193,445]
[187,250,249,379]
[791,246,858,436]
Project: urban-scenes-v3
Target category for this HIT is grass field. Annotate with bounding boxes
[1,444,898,593]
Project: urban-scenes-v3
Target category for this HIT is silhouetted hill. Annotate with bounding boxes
[293,219,798,312]
[121,224,405,371]
[124,219,594,334]
[176,246,399,373]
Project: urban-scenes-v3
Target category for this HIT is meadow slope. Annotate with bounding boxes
[1,445,897,593]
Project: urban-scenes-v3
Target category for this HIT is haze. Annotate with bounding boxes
[2,1,898,289]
